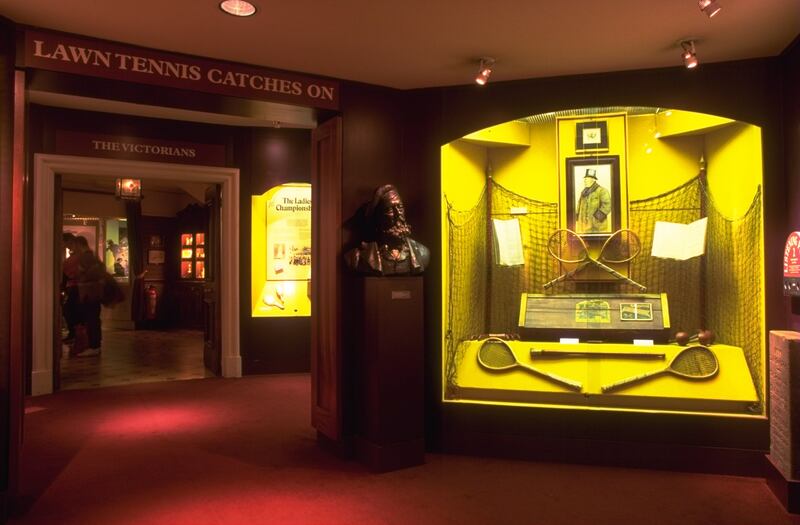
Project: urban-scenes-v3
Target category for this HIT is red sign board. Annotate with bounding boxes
[55,130,227,167]
[22,29,339,110]
[784,232,800,278]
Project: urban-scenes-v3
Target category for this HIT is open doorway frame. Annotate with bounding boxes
[31,154,241,395]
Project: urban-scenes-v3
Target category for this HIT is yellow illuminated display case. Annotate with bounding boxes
[251,183,311,317]
[441,108,765,418]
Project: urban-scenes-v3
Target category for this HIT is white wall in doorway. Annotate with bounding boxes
[32,154,241,395]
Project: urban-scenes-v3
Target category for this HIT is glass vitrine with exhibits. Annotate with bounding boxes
[441,108,765,418]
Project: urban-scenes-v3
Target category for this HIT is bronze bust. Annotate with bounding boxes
[344,184,430,275]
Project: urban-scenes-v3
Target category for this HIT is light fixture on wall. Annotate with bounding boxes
[475,57,495,86]
[219,0,257,17]
[115,178,142,200]
[698,0,722,18]
[680,40,699,69]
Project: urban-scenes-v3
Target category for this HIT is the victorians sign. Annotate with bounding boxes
[22,29,339,110]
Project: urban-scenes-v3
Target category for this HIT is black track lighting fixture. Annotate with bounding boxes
[475,57,495,86]
[680,40,699,69]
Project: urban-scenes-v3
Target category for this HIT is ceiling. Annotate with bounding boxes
[0,0,797,90]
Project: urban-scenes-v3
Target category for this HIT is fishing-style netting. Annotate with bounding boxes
[444,176,764,410]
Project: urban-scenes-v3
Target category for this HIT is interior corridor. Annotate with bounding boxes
[59,328,209,390]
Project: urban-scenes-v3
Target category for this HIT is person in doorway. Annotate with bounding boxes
[576,168,612,234]
[61,232,80,346]
[75,236,104,357]
[113,257,126,276]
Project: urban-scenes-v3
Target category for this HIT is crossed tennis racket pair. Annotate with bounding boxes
[477,337,719,393]
[544,228,646,291]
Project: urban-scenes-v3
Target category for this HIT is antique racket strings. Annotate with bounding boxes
[477,337,583,391]
[601,345,719,393]
[544,228,645,291]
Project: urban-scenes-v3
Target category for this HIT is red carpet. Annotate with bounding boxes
[9,375,798,525]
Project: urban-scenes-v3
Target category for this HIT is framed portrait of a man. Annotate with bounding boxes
[565,156,621,235]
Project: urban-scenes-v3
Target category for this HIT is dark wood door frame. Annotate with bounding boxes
[311,116,343,442]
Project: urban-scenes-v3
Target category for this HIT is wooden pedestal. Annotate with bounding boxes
[354,276,425,472]
[766,456,800,514]
[767,331,800,514]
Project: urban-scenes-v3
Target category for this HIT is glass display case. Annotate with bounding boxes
[441,108,765,418]
[180,232,206,280]
[251,183,311,317]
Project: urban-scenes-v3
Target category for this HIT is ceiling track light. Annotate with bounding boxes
[475,57,495,86]
[680,40,699,69]
[698,0,722,18]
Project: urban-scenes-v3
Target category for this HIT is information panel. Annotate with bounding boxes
[251,183,311,317]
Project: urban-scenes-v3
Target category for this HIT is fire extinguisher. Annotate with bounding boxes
[146,285,158,320]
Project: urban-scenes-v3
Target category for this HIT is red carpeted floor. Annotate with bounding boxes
[9,374,799,525]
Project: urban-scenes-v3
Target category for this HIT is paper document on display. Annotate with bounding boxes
[492,218,525,266]
[651,217,708,260]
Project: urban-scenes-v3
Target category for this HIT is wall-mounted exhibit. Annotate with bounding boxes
[252,183,312,317]
[441,107,764,417]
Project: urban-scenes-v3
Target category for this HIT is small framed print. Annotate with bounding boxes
[576,121,609,152]
[619,303,653,321]
[148,249,165,264]
[149,234,164,248]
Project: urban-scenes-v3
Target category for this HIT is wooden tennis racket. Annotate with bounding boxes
[478,337,583,391]
[544,228,645,291]
[600,345,719,393]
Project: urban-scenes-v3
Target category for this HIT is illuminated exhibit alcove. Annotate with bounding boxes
[251,182,312,317]
[441,107,765,418]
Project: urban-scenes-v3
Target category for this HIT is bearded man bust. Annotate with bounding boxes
[344,184,430,276]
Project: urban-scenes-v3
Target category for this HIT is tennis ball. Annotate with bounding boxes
[698,329,715,345]
[675,331,690,345]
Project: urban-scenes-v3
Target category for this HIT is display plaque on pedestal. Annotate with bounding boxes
[354,276,425,472]
[767,331,800,513]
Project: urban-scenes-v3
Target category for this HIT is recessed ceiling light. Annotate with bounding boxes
[219,0,257,17]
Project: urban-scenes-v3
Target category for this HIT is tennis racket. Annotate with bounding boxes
[530,348,665,359]
[477,337,583,391]
[600,345,719,393]
[544,228,645,291]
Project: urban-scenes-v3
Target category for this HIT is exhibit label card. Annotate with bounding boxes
[491,218,525,266]
[651,217,708,260]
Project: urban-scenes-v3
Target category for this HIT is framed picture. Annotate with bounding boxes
[149,234,163,248]
[565,156,621,235]
[575,121,609,152]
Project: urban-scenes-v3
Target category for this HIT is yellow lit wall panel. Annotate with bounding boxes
[251,183,312,317]
[627,114,704,201]
[655,110,734,137]
[463,120,530,147]
[492,121,558,202]
[705,122,763,219]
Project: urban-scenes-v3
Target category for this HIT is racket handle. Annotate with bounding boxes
[543,261,590,289]
[519,363,583,391]
[601,369,664,393]
[530,349,666,359]
[592,260,647,292]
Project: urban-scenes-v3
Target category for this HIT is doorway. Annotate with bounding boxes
[31,154,241,396]
[57,175,220,390]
